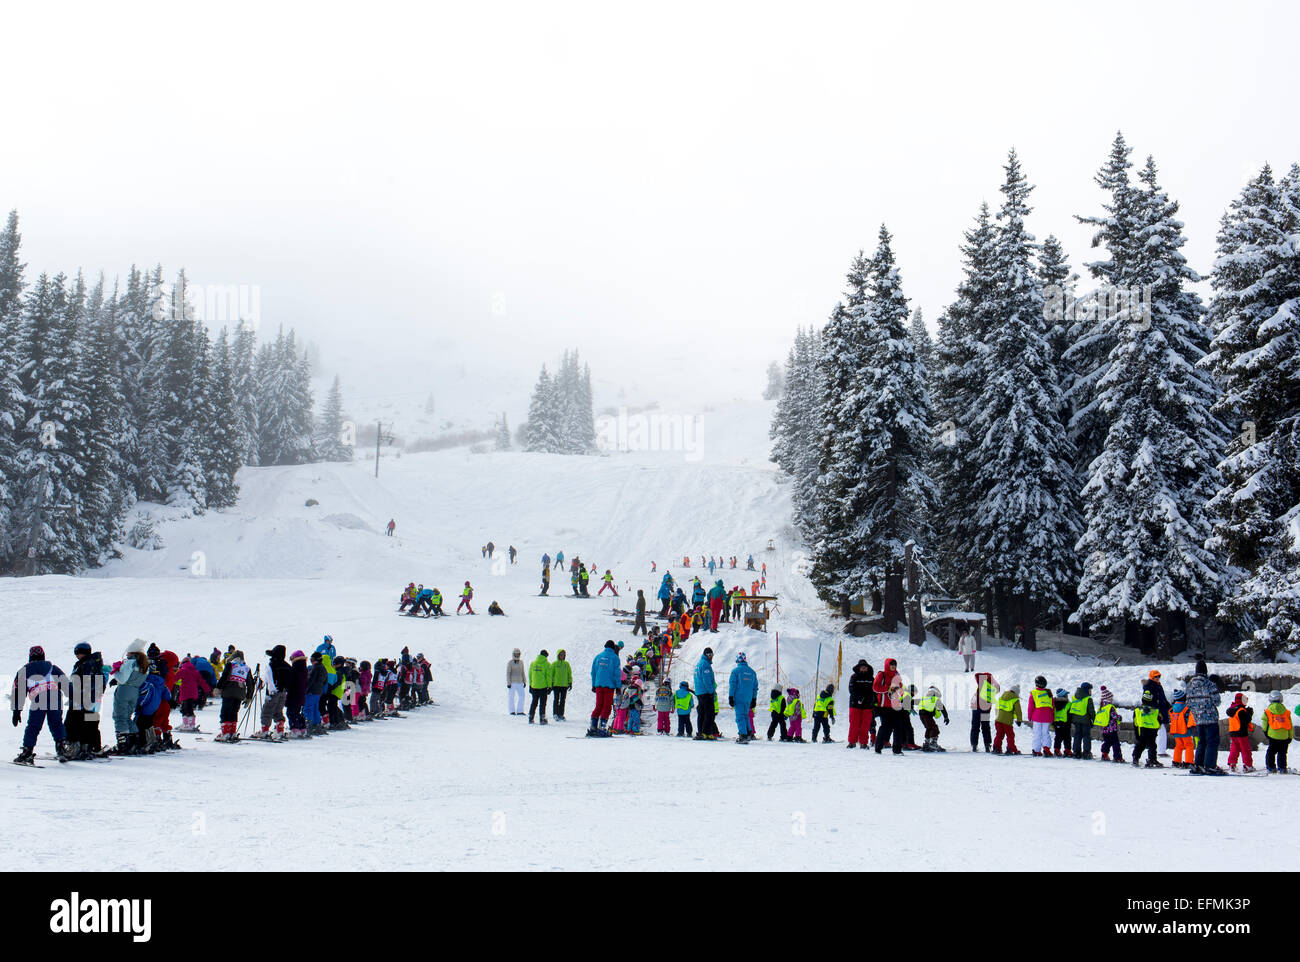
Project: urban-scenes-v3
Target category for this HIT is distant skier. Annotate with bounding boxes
[508,545,517,565]
[728,653,758,742]
[488,601,505,615]
[11,646,71,765]
[458,581,475,615]
[540,565,551,596]
[632,590,647,635]
[598,569,619,596]
[487,541,495,559]
[387,519,395,537]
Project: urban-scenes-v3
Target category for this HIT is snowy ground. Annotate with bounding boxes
[2,401,1296,871]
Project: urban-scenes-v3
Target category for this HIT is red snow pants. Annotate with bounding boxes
[848,707,873,747]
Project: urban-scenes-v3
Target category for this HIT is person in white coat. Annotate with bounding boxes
[506,649,527,716]
[958,629,976,672]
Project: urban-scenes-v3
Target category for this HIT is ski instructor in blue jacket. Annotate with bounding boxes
[588,640,622,736]
[728,652,758,742]
[693,647,718,739]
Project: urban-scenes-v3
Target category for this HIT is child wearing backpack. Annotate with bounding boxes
[675,682,695,737]
[1096,686,1124,763]
[784,688,807,743]
[623,676,644,734]
[654,678,674,734]
[1168,689,1196,768]
[214,651,252,742]
[812,686,836,743]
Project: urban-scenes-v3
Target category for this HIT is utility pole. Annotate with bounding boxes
[374,421,394,478]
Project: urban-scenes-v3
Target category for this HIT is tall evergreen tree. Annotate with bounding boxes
[0,211,26,569]
[495,412,512,451]
[811,227,935,626]
[204,329,245,506]
[1205,163,1300,656]
[315,374,352,463]
[931,204,999,607]
[524,365,561,453]
[1073,153,1227,654]
[968,151,1081,647]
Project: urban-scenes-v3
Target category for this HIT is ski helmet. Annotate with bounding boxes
[703,647,713,658]
[323,634,333,644]
[1034,675,1046,688]
[74,642,92,656]
[28,645,44,661]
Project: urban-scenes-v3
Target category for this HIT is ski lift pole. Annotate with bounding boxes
[774,632,780,689]
[814,643,822,697]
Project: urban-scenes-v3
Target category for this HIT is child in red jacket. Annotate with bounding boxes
[1226,692,1255,772]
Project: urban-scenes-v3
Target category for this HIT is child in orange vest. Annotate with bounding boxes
[1168,689,1196,769]
[1225,692,1255,772]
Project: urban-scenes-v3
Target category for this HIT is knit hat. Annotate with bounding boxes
[74,642,91,656]
[127,639,148,655]
[539,650,549,658]
[736,653,747,664]
[1194,657,1208,676]
[1270,690,1283,703]
[679,681,688,688]
[1171,688,1185,701]
[28,645,44,661]
[1099,686,1113,704]
[1142,689,1155,704]
[1055,688,1069,698]
[1079,682,1092,691]
[290,650,305,661]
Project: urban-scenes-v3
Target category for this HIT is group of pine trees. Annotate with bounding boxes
[771,134,1300,659]
[523,349,596,454]
[0,212,350,576]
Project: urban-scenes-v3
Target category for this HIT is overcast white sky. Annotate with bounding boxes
[5,0,1299,416]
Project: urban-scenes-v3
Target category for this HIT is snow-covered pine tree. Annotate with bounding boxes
[231,322,259,466]
[907,308,934,375]
[575,362,596,453]
[78,275,129,564]
[13,273,95,573]
[931,203,998,610]
[762,360,785,400]
[0,210,26,569]
[1067,132,1144,477]
[769,326,824,532]
[495,412,512,451]
[811,227,935,627]
[1073,153,1227,655]
[968,150,1081,648]
[155,270,207,510]
[204,329,244,507]
[315,374,352,463]
[255,326,315,465]
[1206,163,1300,656]
[524,365,561,453]
[1036,234,1078,382]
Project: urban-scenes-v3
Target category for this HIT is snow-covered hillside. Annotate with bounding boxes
[1,400,1295,872]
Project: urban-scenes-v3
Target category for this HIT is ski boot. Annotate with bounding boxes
[991,745,1003,755]
[539,717,548,725]
[922,739,936,753]
[1243,765,1255,773]
[13,746,36,766]
[1145,759,1164,768]
[1042,747,1053,756]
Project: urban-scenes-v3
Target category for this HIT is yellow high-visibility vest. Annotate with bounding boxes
[1032,690,1052,709]
[1135,706,1160,730]
[997,694,1018,713]
[1094,704,1113,727]
[1068,696,1089,718]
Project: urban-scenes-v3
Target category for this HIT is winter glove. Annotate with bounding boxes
[11,711,19,727]
[728,697,735,708]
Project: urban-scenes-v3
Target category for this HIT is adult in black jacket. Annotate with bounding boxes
[846,659,876,749]
[65,642,107,755]
[287,651,310,736]
[259,645,292,737]
[632,590,648,635]
[1142,670,1171,756]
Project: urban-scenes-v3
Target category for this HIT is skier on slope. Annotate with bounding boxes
[11,646,72,765]
[728,653,758,742]
[65,642,109,758]
[707,579,726,632]
[110,640,150,755]
[598,569,619,596]
[458,581,475,615]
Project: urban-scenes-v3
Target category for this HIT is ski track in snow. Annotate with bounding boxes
[1,400,1295,871]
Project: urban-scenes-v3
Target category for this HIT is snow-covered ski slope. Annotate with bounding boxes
[1,400,1294,871]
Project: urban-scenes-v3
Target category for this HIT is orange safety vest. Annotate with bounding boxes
[1228,708,1253,735]
[1266,706,1293,731]
[1169,706,1193,736]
